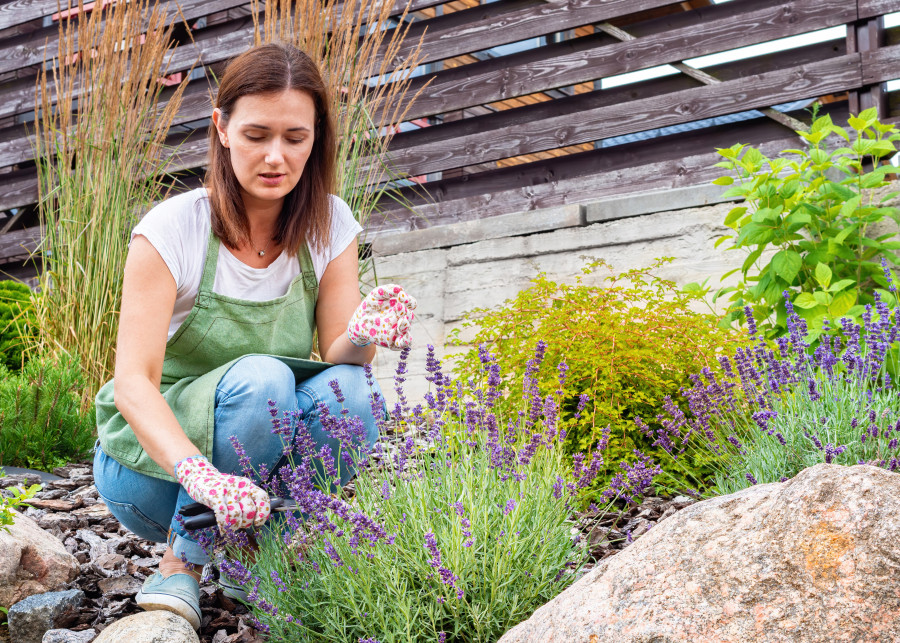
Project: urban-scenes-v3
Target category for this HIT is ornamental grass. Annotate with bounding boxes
[643,258,900,497]
[31,0,191,399]
[191,344,658,642]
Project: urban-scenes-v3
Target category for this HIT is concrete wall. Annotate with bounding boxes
[366,177,900,405]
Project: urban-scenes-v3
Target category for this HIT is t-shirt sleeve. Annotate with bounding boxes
[320,196,362,277]
[330,196,362,259]
[130,194,195,290]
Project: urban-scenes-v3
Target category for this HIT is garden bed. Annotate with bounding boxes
[0,419,697,642]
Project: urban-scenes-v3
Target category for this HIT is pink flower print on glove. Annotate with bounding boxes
[347,284,417,350]
[174,456,270,530]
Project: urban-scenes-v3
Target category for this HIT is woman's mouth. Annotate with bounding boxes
[259,173,285,186]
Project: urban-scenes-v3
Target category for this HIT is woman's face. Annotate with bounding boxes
[212,89,317,214]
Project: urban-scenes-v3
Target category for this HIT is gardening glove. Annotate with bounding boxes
[174,455,270,530]
[347,284,417,350]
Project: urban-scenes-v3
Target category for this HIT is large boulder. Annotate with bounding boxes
[500,464,900,643]
[0,510,79,608]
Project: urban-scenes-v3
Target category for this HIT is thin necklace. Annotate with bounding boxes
[252,237,273,257]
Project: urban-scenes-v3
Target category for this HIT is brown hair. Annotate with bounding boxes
[204,42,336,255]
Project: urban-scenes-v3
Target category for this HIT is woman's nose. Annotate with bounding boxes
[264,139,284,166]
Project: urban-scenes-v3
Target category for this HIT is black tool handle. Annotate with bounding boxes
[180,497,287,530]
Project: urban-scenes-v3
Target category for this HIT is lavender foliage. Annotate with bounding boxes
[196,344,654,642]
[646,278,900,496]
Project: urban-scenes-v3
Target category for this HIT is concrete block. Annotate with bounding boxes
[370,205,584,255]
[584,183,740,223]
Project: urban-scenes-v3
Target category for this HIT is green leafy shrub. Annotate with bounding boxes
[0,281,36,371]
[0,481,40,533]
[0,354,96,470]
[710,107,900,341]
[448,259,743,493]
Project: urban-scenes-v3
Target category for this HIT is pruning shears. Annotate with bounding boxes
[178,497,299,530]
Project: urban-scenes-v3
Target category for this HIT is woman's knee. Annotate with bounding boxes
[216,355,296,412]
[320,364,384,443]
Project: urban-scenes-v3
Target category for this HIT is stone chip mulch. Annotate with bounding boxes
[3,463,263,643]
[0,427,697,642]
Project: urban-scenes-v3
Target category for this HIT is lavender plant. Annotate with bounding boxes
[643,259,900,496]
[194,344,658,642]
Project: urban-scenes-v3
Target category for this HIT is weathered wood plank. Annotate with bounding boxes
[858,0,900,19]
[379,54,862,177]
[0,0,53,32]
[389,0,680,69]
[0,16,244,120]
[861,43,900,84]
[0,0,251,76]
[390,0,855,120]
[0,225,40,262]
[366,113,840,232]
[0,76,214,170]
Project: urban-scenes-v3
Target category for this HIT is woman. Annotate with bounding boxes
[92,42,415,630]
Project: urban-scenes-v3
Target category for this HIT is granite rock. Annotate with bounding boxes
[7,590,84,643]
[0,511,79,609]
[92,612,199,643]
[499,464,900,643]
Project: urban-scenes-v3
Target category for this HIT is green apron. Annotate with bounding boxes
[96,230,331,482]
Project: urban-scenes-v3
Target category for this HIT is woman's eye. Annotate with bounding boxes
[245,135,263,141]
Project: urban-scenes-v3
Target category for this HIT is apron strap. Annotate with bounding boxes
[298,242,318,295]
[196,230,220,308]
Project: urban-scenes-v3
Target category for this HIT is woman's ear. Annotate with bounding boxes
[211,108,228,148]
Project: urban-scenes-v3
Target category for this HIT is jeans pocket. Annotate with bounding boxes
[98,493,168,543]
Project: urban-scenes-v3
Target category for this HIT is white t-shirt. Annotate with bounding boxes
[131,187,361,340]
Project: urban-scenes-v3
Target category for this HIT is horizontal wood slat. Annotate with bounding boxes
[858,0,900,19]
[367,114,840,232]
[0,0,250,76]
[389,0,679,69]
[862,43,900,83]
[379,54,862,177]
[392,0,855,121]
[0,224,39,262]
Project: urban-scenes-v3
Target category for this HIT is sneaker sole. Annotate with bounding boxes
[135,589,202,630]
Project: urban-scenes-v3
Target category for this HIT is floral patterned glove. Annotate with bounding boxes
[174,455,270,530]
[347,284,417,350]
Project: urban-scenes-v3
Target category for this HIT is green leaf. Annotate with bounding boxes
[741,248,763,273]
[813,290,833,306]
[814,263,833,289]
[838,195,861,219]
[793,292,820,309]
[712,176,734,186]
[828,289,856,316]
[714,235,733,249]
[833,224,856,246]
[858,107,878,122]
[771,250,802,283]
[724,206,747,227]
[827,278,855,293]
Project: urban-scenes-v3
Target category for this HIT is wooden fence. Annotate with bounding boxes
[0,0,899,278]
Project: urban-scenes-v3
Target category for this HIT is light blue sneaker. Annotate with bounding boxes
[203,562,248,602]
[135,571,202,630]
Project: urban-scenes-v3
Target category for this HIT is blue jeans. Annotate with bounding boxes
[93,356,382,564]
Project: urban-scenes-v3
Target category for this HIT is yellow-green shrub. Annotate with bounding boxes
[449,259,745,492]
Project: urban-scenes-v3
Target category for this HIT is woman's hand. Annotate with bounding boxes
[175,456,270,530]
[347,284,417,350]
